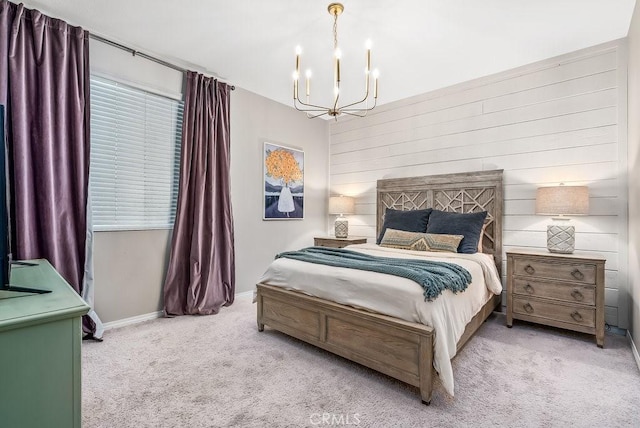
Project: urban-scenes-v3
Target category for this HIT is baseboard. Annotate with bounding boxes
[102,290,255,331]
[608,325,627,336]
[628,331,640,372]
[103,310,164,331]
[235,290,254,299]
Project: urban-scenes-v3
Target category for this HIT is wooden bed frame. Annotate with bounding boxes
[256,169,503,404]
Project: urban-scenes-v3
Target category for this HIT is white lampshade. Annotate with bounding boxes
[328,196,355,215]
[535,185,589,216]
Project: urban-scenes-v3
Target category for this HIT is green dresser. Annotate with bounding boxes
[0,260,90,428]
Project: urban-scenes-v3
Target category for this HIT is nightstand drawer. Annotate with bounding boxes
[513,278,595,305]
[513,259,596,285]
[512,297,595,328]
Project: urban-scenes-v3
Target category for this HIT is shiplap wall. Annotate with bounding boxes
[329,40,628,328]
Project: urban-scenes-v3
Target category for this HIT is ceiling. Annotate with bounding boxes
[19,0,637,113]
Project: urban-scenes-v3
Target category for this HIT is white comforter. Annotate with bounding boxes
[258,243,503,396]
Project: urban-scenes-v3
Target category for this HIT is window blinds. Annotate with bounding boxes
[90,76,184,230]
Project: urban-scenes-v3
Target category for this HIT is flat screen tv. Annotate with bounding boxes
[0,104,49,296]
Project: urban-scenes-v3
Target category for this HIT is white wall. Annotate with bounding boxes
[231,88,329,293]
[627,3,640,357]
[90,39,184,98]
[91,41,329,322]
[329,41,629,328]
[93,229,172,323]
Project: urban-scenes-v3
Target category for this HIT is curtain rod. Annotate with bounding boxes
[89,33,235,90]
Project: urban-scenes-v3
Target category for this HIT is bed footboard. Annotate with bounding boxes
[256,283,435,404]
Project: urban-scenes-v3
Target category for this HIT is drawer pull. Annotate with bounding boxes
[570,289,584,301]
[523,303,534,314]
[524,284,534,294]
[571,269,584,281]
[524,265,535,275]
[570,311,583,322]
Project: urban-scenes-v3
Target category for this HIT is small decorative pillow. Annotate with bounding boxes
[380,228,464,253]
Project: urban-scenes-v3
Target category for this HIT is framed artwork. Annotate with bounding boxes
[263,142,304,220]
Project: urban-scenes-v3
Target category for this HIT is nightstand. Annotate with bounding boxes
[314,236,367,248]
[506,249,606,348]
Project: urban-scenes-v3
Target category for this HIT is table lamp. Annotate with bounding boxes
[328,196,355,238]
[535,184,589,254]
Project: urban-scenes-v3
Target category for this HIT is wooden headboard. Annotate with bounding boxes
[376,170,504,276]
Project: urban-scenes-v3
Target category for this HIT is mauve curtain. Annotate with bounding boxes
[163,71,234,315]
[0,1,94,333]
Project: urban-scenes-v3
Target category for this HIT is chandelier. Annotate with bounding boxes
[292,2,379,119]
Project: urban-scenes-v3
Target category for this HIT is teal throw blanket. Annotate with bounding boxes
[276,246,471,301]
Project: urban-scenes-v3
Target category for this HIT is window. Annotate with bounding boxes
[90,76,183,230]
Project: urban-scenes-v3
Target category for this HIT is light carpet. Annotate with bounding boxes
[82,295,640,428]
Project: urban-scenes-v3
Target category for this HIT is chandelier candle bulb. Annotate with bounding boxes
[292,71,299,99]
[334,48,342,85]
[365,46,371,92]
[373,69,379,98]
[365,73,369,92]
[305,70,311,97]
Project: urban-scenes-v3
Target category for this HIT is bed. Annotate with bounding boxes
[256,169,504,404]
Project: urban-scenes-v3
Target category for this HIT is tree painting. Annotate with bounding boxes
[265,148,303,186]
[263,143,304,219]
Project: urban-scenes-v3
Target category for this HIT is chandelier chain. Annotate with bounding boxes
[333,13,339,50]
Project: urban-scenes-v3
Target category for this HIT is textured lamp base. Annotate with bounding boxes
[547,224,575,254]
[334,218,349,238]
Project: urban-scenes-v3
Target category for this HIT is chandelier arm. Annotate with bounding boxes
[332,88,341,114]
[341,111,369,118]
[295,105,328,113]
[295,106,328,113]
[341,99,377,112]
[294,96,332,111]
[306,111,331,119]
[294,101,327,112]
[337,90,373,110]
